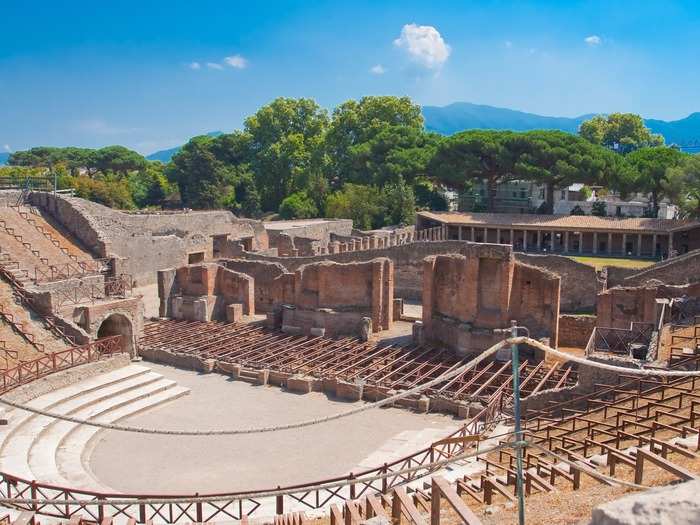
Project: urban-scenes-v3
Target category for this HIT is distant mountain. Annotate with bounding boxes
[422,102,700,148]
[146,131,223,162]
[0,152,9,166]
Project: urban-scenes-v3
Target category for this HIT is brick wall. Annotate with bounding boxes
[422,246,560,354]
[516,253,600,313]
[558,314,596,348]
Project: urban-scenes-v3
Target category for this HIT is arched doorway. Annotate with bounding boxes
[97,313,134,355]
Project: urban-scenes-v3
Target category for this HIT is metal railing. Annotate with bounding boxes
[53,275,133,308]
[0,370,506,523]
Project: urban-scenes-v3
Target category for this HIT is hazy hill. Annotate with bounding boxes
[422,102,700,148]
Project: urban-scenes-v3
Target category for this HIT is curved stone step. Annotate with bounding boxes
[1,371,165,481]
[65,385,190,491]
[0,364,150,446]
[26,378,184,488]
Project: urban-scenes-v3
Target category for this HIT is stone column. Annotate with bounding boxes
[579,232,583,254]
[668,232,674,255]
[470,227,475,242]
[622,234,628,256]
[458,226,463,241]
[523,230,528,251]
[652,233,657,257]
[564,231,569,254]
[536,230,542,251]
[608,232,613,255]
[483,227,488,243]
[637,233,642,257]
[510,229,514,246]
[593,232,598,255]
[550,231,555,251]
[496,228,501,243]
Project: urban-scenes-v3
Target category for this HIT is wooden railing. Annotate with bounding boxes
[0,336,122,394]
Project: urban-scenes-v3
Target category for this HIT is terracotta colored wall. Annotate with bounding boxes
[422,246,560,353]
[597,282,700,329]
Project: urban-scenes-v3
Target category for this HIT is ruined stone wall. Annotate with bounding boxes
[422,246,560,353]
[618,249,700,287]
[558,314,596,348]
[510,263,560,347]
[29,192,268,287]
[219,259,289,312]
[264,219,353,249]
[515,253,600,313]
[236,240,477,299]
[597,281,700,328]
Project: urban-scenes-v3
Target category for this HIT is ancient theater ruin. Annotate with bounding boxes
[1,190,700,524]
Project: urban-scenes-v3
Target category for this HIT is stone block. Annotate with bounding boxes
[310,326,326,337]
[416,396,430,413]
[268,370,292,386]
[336,380,363,401]
[287,375,314,394]
[192,297,209,321]
[226,303,244,323]
[255,369,269,385]
[412,320,424,344]
[282,324,302,335]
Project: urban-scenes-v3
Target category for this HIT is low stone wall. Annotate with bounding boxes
[237,240,476,300]
[558,314,596,348]
[620,249,700,287]
[515,253,600,313]
[30,192,268,287]
[2,354,131,404]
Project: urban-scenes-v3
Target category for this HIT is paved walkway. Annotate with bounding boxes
[88,362,459,494]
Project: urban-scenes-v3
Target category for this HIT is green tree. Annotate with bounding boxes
[625,147,685,212]
[278,191,319,219]
[127,162,174,208]
[413,178,448,211]
[579,113,664,153]
[513,130,624,213]
[92,146,147,176]
[591,201,607,216]
[570,205,586,215]
[326,96,424,184]
[428,130,519,212]
[662,155,700,218]
[245,97,329,211]
[381,177,416,225]
[167,135,235,209]
[347,126,439,186]
[325,184,384,230]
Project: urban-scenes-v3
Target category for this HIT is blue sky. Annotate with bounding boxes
[1,0,698,154]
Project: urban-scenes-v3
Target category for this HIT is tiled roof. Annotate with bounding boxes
[418,211,700,233]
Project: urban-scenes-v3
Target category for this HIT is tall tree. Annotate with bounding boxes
[325,96,424,184]
[662,155,700,218]
[513,130,625,213]
[245,97,329,211]
[579,113,664,153]
[346,126,439,187]
[428,130,518,212]
[626,146,686,212]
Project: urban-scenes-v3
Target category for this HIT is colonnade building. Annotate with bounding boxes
[416,211,700,259]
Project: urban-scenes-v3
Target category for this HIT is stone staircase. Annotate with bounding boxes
[0,364,190,491]
[0,206,99,284]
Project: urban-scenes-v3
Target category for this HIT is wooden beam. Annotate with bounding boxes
[432,476,483,525]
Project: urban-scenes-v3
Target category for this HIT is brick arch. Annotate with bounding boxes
[96,312,135,355]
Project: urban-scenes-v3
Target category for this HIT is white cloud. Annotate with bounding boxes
[393,23,451,69]
[224,54,248,69]
[188,62,201,70]
[206,62,224,70]
[370,64,386,75]
[584,35,602,46]
[2,144,10,152]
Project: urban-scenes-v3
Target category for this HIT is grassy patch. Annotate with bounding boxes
[567,255,656,270]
